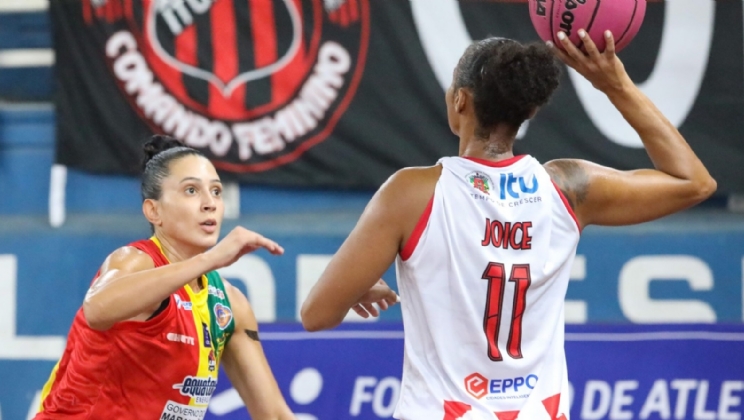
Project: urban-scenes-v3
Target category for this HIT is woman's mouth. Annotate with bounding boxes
[200,220,217,233]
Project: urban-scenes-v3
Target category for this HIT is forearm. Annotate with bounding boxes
[278,407,296,420]
[606,83,713,185]
[249,406,295,420]
[83,253,213,329]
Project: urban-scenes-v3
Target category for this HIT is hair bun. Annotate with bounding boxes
[470,39,561,129]
[142,135,185,170]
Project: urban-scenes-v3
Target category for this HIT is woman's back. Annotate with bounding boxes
[395,155,579,420]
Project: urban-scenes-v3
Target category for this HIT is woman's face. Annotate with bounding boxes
[153,155,224,250]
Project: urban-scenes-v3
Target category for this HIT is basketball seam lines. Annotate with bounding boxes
[616,0,639,47]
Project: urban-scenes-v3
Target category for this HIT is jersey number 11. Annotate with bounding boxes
[482,262,531,361]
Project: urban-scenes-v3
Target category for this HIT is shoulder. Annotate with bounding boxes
[543,159,593,211]
[374,165,442,211]
[99,246,155,275]
[383,165,442,189]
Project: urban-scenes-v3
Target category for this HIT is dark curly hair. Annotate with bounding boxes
[141,135,205,201]
[455,37,561,136]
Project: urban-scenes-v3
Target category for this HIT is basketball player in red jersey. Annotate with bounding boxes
[35,136,301,419]
[301,31,716,419]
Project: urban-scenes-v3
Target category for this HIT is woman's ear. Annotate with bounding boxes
[142,199,162,228]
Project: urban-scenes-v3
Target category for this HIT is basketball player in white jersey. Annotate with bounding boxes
[300,30,716,420]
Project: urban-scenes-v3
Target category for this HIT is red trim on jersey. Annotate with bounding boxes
[400,195,435,261]
[463,155,527,168]
[551,181,582,233]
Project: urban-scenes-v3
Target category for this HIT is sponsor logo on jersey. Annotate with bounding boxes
[464,373,489,399]
[465,372,538,400]
[208,349,216,372]
[498,173,539,200]
[166,333,195,346]
[208,285,225,300]
[214,303,233,330]
[172,376,217,405]
[160,400,207,420]
[202,322,211,348]
[467,172,493,196]
[174,294,192,310]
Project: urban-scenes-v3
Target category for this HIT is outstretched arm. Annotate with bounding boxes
[222,284,295,420]
[545,30,716,228]
[83,227,283,331]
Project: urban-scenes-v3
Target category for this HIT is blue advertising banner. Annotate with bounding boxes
[7,324,743,420]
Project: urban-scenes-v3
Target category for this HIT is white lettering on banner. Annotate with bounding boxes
[217,255,276,322]
[694,381,717,420]
[581,380,744,420]
[409,0,713,147]
[350,376,401,417]
[158,0,214,36]
[372,377,399,417]
[610,381,639,420]
[619,256,717,323]
[719,381,744,420]
[565,255,587,324]
[296,255,377,323]
[0,255,65,360]
[671,379,697,419]
[639,380,671,419]
[106,32,349,159]
[581,380,612,420]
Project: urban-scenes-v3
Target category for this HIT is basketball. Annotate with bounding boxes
[529,0,647,53]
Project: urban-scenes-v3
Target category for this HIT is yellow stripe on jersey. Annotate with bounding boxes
[37,360,61,413]
[185,283,218,406]
[151,236,218,406]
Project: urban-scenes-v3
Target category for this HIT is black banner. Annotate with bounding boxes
[52,0,744,193]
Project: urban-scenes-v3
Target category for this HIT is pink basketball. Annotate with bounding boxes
[528,0,646,53]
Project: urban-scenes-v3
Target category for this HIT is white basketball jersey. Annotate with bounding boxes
[394,155,580,420]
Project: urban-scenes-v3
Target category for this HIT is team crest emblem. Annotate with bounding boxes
[467,172,492,195]
[87,0,370,171]
[214,303,233,330]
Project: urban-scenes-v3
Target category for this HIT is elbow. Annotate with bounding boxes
[691,176,717,204]
[300,302,338,332]
[300,304,322,332]
[82,300,112,332]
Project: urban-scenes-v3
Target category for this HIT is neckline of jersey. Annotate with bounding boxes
[462,155,528,167]
[149,235,209,298]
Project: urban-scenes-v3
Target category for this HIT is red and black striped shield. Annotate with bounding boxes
[141,0,318,120]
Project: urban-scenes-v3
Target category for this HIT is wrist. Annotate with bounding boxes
[192,251,217,273]
[603,77,635,100]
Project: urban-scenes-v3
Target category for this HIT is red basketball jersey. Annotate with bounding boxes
[35,238,235,420]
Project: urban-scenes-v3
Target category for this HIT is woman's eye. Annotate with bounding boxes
[212,188,222,197]
[186,187,196,194]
